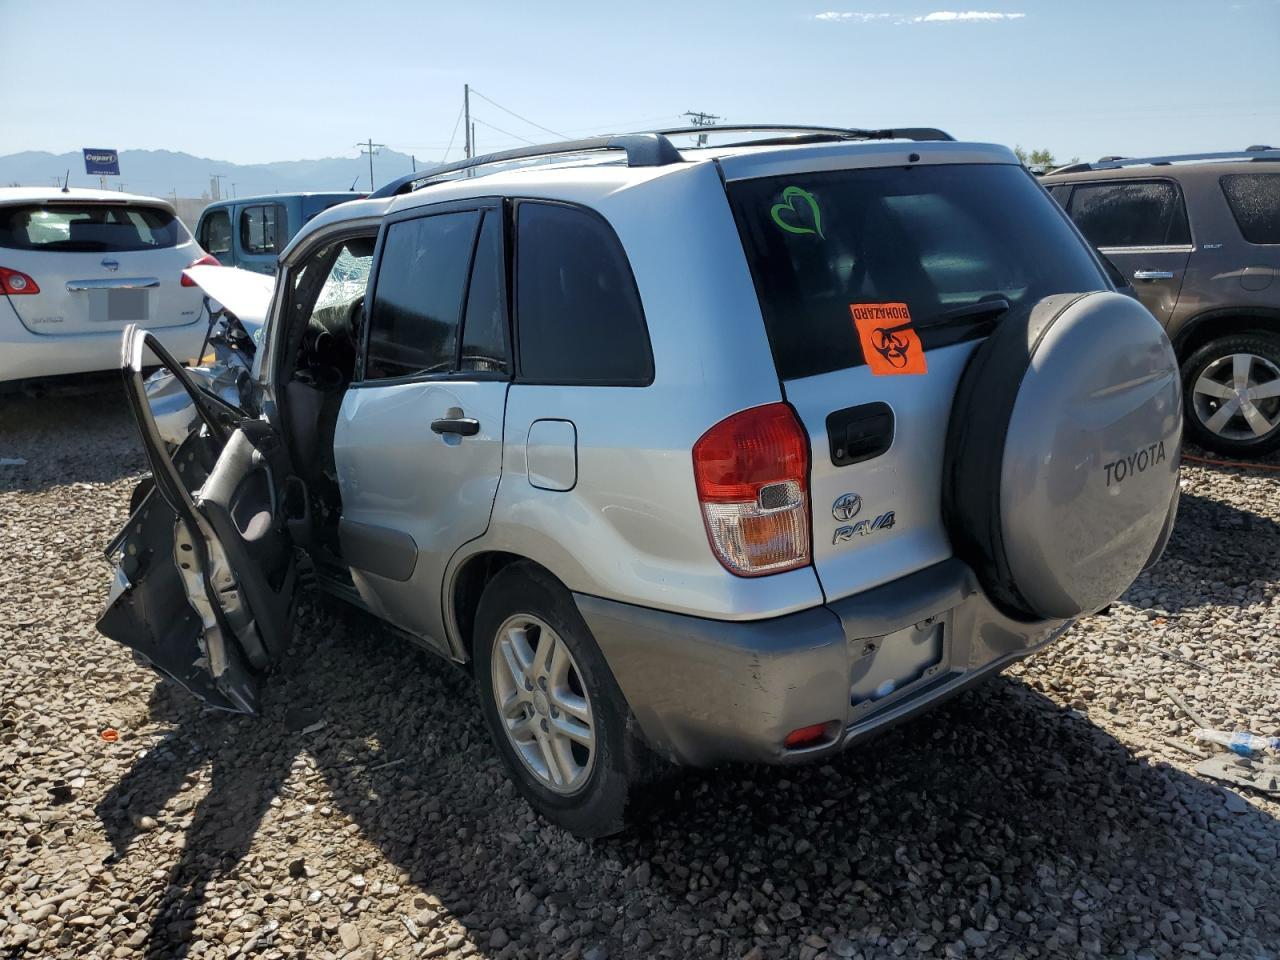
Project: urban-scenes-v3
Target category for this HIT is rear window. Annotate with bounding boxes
[1066,180,1191,248]
[240,203,286,256]
[0,203,186,252]
[199,209,232,256]
[1220,174,1280,244]
[515,201,652,386]
[729,164,1106,380]
[365,210,481,381]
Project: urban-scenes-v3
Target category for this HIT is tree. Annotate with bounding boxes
[1013,145,1079,174]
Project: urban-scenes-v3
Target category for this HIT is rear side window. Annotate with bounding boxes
[365,210,480,380]
[199,209,231,256]
[460,211,510,374]
[1220,174,1280,244]
[729,164,1106,380]
[0,203,186,252]
[1067,180,1191,248]
[515,201,652,385]
[240,204,286,255]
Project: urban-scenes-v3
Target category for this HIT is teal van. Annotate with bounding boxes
[193,192,364,274]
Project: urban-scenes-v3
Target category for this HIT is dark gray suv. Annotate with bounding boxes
[1043,148,1280,458]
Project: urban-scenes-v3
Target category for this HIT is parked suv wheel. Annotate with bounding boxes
[1182,333,1280,458]
[474,563,647,837]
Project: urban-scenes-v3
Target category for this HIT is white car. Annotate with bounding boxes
[0,187,214,388]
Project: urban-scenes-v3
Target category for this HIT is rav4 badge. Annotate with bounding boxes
[833,510,896,544]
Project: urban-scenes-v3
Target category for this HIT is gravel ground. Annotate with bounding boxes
[2,385,1278,960]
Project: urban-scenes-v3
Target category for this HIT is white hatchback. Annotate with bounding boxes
[0,187,213,387]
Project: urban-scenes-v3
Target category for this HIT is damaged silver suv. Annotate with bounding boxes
[99,126,1183,837]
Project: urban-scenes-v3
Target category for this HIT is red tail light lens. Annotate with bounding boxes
[784,723,832,749]
[181,253,221,286]
[0,266,39,295]
[692,402,811,576]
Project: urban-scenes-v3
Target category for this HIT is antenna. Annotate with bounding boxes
[62,170,70,193]
[349,175,360,191]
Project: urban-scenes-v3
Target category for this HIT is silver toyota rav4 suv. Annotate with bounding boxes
[99,126,1183,837]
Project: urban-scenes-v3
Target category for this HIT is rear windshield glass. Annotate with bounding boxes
[728,164,1106,380]
[0,203,186,252]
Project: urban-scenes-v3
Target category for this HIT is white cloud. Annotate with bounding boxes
[812,9,1026,23]
[911,10,1026,21]
[812,11,892,20]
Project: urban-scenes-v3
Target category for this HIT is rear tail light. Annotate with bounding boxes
[692,402,811,576]
[0,266,39,295]
[784,722,833,749]
[181,253,221,286]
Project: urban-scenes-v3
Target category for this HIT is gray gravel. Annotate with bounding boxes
[1,385,1278,960]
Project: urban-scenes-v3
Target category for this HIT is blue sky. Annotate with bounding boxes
[1,0,1276,166]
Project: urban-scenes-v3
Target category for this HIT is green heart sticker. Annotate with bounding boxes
[770,185,824,239]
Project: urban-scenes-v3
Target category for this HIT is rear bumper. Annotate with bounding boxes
[0,302,206,385]
[577,558,1072,767]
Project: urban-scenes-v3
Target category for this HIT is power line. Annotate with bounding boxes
[560,114,687,136]
[442,106,464,163]
[469,88,568,140]
[471,116,538,146]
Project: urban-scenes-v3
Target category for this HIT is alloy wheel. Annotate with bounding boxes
[1191,352,1280,441]
[490,614,595,795]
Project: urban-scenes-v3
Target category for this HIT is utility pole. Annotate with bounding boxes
[356,138,385,192]
[464,84,471,159]
[209,173,227,202]
[230,183,237,199]
[684,110,722,146]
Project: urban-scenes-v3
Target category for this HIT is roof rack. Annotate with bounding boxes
[651,123,954,143]
[370,124,955,198]
[369,133,681,199]
[1048,147,1280,175]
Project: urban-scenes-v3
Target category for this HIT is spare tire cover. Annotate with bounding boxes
[944,291,1182,621]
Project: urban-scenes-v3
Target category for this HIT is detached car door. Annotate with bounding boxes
[98,326,301,713]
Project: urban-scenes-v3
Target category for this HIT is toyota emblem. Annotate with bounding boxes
[832,493,862,522]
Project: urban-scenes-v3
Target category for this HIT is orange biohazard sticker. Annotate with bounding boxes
[850,302,928,376]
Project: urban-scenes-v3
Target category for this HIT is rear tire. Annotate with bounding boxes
[473,563,648,838]
[1181,333,1280,458]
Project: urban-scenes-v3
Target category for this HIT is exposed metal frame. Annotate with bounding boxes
[369,125,956,199]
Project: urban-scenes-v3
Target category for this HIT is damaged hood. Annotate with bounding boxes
[182,265,275,342]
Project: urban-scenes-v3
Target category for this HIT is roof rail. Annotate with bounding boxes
[652,123,954,143]
[370,124,956,198]
[369,133,683,199]
[1048,148,1280,175]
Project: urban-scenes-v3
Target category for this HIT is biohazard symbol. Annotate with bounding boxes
[850,303,928,376]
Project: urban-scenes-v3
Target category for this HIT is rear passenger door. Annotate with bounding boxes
[333,201,510,653]
[1064,179,1192,323]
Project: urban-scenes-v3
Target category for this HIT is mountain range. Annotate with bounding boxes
[0,148,428,199]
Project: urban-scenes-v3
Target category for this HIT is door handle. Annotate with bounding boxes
[1133,270,1174,281]
[431,417,480,437]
